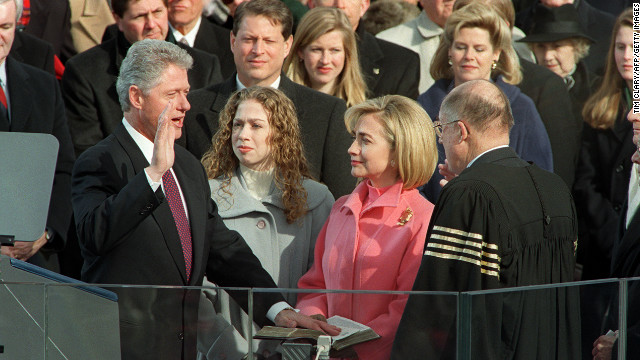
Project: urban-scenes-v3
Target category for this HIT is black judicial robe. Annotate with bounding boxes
[391,147,581,359]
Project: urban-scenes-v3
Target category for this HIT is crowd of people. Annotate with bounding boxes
[1,0,639,359]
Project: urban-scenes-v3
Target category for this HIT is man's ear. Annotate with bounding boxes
[361,0,371,16]
[308,0,316,9]
[457,120,469,143]
[129,85,144,110]
[113,13,124,32]
[283,35,293,58]
[230,31,236,53]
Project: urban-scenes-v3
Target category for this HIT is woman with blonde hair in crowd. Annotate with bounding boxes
[574,8,636,282]
[284,7,367,107]
[198,86,335,358]
[418,2,552,202]
[296,95,438,360]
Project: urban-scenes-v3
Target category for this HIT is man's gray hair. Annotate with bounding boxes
[0,0,23,22]
[440,80,514,133]
[116,39,193,112]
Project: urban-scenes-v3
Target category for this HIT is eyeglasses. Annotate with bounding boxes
[433,117,460,137]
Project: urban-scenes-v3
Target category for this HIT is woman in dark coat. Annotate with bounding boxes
[573,10,636,358]
[518,4,599,128]
[573,8,636,282]
[417,2,552,202]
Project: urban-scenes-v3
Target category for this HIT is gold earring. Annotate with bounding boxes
[448,57,453,66]
[491,61,497,70]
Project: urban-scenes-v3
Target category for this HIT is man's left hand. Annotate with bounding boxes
[438,159,457,187]
[1,231,47,261]
[274,309,341,336]
[592,332,617,360]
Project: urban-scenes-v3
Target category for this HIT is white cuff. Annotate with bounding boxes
[144,168,162,192]
[266,301,299,322]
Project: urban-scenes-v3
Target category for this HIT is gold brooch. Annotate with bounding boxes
[397,207,413,226]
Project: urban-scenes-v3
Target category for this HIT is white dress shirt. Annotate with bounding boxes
[170,16,202,47]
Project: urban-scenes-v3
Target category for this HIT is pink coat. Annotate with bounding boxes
[296,180,434,360]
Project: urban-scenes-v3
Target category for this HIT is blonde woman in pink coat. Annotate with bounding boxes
[296,95,438,359]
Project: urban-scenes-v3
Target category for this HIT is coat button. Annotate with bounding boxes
[616,165,624,173]
[614,204,621,212]
[257,220,266,229]
[545,215,551,224]
[178,332,184,340]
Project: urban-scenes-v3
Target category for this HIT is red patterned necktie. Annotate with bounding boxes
[0,85,7,109]
[162,170,193,281]
[0,84,8,130]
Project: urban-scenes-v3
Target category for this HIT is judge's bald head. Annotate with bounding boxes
[441,80,513,136]
[438,80,513,174]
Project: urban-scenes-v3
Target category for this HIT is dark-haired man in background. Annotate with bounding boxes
[181,0,354,198]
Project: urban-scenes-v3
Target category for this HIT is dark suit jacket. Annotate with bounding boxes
[10,31,55,75]
[3,57,75,269]
[72,123,284,360]
[179,74,356,198]
[23,0,76,63]
[356,23,420,99]
[518,57,580,188]
[192,17,236,79]
[62,31,222,156]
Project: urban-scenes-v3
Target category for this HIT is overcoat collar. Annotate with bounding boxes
[416,11,443,40]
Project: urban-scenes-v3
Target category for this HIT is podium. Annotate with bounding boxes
[0,132,121,358]
[0,255,121,359]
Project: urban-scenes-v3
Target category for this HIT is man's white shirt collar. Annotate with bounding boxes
[170,16,202,47]
[122,118,189,219]
[236,74,281,90]
[467,145,509,168]
[123,118,155,164]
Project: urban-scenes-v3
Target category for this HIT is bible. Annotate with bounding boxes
[254,315,380,351]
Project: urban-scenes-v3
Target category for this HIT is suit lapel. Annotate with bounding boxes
[9,33,25,63]
[5,57,33,132]
[278,75,305,118]
[210,76,236,114]
[355,26,383,92]
[194,18,218,53]
[114,124,191,283]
